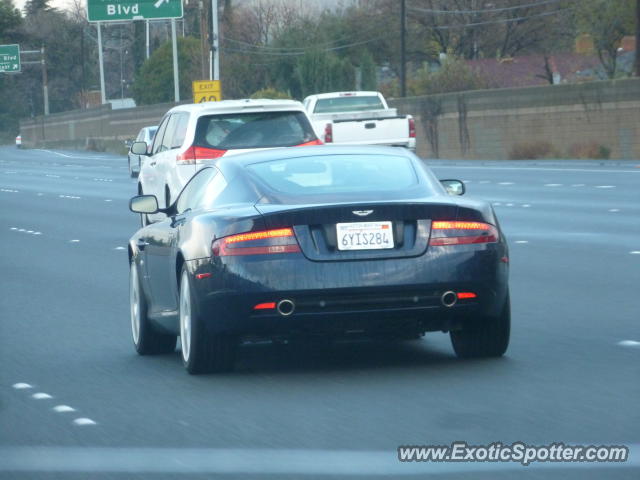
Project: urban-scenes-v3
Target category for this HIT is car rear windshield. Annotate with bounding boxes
[194,111,317,150]
[247,154,419,196]
[313,96,384,113]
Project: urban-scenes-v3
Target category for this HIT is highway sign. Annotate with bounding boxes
[193,80,222,103]
[87,0,183,22]
[0,44,20,73]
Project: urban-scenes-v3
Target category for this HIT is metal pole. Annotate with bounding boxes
[97,22,107,104]
[41,45,49,115]
[211,0,219,81]
[171,18,180,102]
[400,0,406,97]
[635,0,639,77]
[146,20,150,59]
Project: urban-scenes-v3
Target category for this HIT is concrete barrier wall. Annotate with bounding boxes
[20,78,640,159]
[389,78,640,160]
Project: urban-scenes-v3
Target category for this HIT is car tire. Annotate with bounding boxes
[179,267,237,374]
[450,292,510,358]
[130,258,177,355]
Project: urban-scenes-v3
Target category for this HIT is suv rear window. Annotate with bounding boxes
[194,111,317,150]
[313,96,384,113]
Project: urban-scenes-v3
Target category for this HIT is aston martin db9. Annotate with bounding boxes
[128,146,510,374]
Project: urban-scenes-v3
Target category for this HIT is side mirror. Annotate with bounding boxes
[131,141,148,155]
[440,179,465,196]
[129,195,159,214]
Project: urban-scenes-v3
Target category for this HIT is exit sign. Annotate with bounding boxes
[87,0,183,22]
[0,44,20,73]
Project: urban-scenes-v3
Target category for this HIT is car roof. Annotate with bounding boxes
[165,99,305,116]
[217,145,417,171]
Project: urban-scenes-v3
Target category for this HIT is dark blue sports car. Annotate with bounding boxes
[128,146,510,374]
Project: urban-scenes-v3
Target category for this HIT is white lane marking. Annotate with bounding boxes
[33,232,42,235]
[10,227,17,230]
[479,180,491,184]
[609,209,620,212]
[506,203,514,207]
[544,183,563,187]
[45,174,60,178]
[1,445,638,475]
[618,340,640,347]
[0,188,18,193]
[36,149,76,158]
[32,393,53,400]
[114,246,126,250]
[58,195,81,199]
[498,182,514,185]
[493,202,501,206]
[630,251,640,255]
[12,383,33,389]
[595,185,616,189]
[522,204,531,208]
[514,240,529,244]
[571,184,585,187]
[69,239,80,243]
[73,418,97,426]
[5,171,17,174]
[53,405,76,413]
[104,199,112,202]
[93,178,113,182]
[18,229,25,232]
[37,192,43,196]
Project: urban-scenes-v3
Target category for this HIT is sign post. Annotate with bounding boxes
[86,0,184,104]
[0,44,21,73]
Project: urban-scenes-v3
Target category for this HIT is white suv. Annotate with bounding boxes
[132,99,320,224]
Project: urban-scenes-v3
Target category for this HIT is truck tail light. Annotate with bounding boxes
[408,118,416,138]
[212,228,301,256]
[177,145,226,165]
[324,123,333,143]
[429,221,499,246]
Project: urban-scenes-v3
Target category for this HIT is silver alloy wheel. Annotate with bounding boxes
[130,262,141,346]
[179,270,192,363]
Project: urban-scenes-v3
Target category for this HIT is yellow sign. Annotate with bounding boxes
[192,80,222,103]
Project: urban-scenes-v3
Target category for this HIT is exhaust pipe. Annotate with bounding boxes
[277,299,295,316]
[441,291,457,308]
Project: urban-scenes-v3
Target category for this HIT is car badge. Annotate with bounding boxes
[352,210,374,217]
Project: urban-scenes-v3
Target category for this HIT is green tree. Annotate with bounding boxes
[132,36,201,105]
[0,0,23,43]
[359,50,377,90]
[576,0,635,78]
[409,56,488,96]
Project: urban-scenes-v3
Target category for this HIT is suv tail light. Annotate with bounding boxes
[297,139,323,146]
[429,221,499,246]
[177,145,226,165]
[408,118,416,138]
[324,123,333,143]
[212,228,301,256]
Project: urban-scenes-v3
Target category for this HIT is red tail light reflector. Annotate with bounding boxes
[253,302,276,310]
[324,123,333,143]
[177,145,226,165]
[430,221,499,246]
[457,292,477,300]
[408,118,416,138]
[297,139,323,146]
[212,227,301,256]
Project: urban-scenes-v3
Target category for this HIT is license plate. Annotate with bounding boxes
[336,221,394,251]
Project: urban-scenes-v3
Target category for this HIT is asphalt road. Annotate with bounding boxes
[0,146,638,479]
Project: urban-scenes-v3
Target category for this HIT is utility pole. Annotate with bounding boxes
[636,0,639,76]
[400,0,406,97]
[211,0,219,81]
[41,45,49,115]
[97,22,106,104]
[171,18,180,101]
[146,20,150,59]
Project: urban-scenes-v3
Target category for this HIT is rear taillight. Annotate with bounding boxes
[212,227,301,256]
[408,118,416,138]
[177,145,226,165]
[297,139,323,146]
[324,123,333,143]
[429,221,499,246]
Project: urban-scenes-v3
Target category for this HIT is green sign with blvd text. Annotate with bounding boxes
[86,0,183,22]
[0,44,20,73]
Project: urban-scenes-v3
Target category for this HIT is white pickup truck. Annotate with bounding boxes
[303,91,416,151]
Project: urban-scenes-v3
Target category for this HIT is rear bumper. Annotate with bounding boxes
[185,244,508,338]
